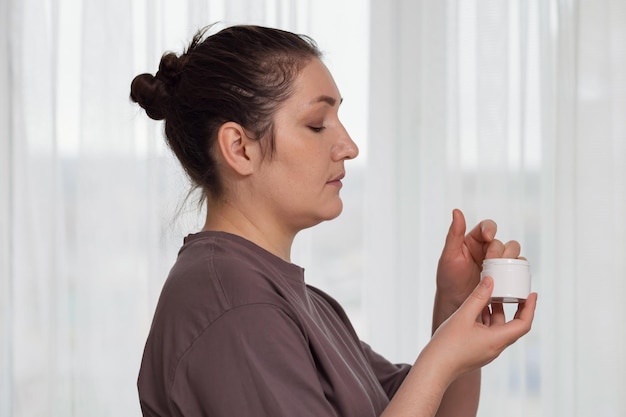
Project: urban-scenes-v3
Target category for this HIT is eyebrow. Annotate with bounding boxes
[310,95,343,107]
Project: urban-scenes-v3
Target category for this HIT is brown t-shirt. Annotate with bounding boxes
[138,231,411,417]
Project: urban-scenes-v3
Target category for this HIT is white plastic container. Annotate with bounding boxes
[480,258,531,303]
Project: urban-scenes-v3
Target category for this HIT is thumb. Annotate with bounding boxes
[442,209,467,254]
[459,276,493,320]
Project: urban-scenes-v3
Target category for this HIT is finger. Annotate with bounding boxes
[499,292,538,341]
[514,292,538,322]
[489,301,506,326]
[465,218,497,263]
[484,239,505,259]
[481,305,492,325]
[501,240,522,259]
[459,276,494,322]
[441,209,467,255]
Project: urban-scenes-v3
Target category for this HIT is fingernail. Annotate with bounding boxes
[481,276,492,288]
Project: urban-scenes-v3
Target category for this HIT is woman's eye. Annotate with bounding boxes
[308,126,325,133]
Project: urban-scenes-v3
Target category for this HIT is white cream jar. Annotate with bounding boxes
[480,258,531,303]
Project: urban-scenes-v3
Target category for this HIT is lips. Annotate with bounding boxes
[328,172,345,182]
[327,172,345,187]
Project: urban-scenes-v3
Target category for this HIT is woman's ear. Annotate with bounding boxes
[215,122,259,176]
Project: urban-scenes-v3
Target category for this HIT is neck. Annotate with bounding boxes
[201,198,296,263]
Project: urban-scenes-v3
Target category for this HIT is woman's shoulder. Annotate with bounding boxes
[144,231,307,365]
[159,231,305,318]
[176,231,304,286]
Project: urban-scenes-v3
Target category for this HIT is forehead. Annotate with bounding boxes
[289,58,341,108]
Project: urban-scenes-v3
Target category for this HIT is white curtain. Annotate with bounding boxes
[1,0,625,416]
[364,0,626,416]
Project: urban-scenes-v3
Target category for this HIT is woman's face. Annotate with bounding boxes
[253,58,359,234]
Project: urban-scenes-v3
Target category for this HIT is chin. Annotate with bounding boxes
[301,203,344,230]
[321,201,344,221]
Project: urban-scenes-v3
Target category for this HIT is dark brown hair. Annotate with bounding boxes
[130,24,321,199]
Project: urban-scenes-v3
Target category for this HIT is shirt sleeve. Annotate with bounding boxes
[168,304,339,417]
[360,341,412,399]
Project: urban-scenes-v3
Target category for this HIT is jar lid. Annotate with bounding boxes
[482,258,529,266]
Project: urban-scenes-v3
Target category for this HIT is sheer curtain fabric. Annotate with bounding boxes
[365,0,626,416]
[1,0,625,416]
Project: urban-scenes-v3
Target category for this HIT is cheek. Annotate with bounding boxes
[280,148,325,180]
[270,136,330,188]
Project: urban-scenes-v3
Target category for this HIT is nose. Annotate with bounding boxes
[333,124,359,161]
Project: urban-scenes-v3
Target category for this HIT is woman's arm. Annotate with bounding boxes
[431,292,481,417]
[380,209,535,417]
[381,277,537,417]
[434,209,524,416]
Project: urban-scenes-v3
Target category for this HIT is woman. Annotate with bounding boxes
[130,24,537,417]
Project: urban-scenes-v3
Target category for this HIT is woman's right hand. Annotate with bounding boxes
[427,275,537,382]
[381,277,537,417]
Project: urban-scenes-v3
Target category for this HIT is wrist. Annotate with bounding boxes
[413,342,458,395]
[432,291,464,334]
[434,289,465,314]
[382,345,455,417]
[435,276,477,308]
[434,288,465,310]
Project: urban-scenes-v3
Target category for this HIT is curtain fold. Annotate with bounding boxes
[563,0,626,414]
[365,0,625,415]
[1,1,14,415]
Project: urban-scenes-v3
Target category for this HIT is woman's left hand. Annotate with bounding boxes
[435,208,521,310]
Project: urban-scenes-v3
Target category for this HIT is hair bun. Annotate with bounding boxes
[155,53,184,90]
[129,53,185,120]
